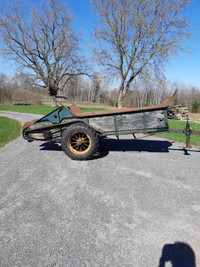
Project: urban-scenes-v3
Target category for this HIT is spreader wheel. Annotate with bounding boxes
[61,123,99,160]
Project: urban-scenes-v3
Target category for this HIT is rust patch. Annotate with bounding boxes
[22,120,38,131]
[159,96,173,107]
[68,104,84,114]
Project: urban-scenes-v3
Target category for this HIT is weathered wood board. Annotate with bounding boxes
[146,111,167,129]
[89,110,168,134]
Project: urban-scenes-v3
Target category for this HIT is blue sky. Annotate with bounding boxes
[68,0,200,88]
[0,0,199,88]
[164,0,200,87]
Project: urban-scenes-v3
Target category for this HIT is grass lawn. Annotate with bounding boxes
[0,117,22,148]
[0,105,56,115]
[155,120,200,146]
[0,105,106,115]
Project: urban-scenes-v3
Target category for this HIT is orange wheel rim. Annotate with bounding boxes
[67,131,92,155]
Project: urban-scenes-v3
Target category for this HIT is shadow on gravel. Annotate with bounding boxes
[40,141,62,151]
[92,139,173,159]
[40,139,172,154]
[99,138,172,153]
[158,242,196,267]
[39,139,199,159]
[169,147,200,155]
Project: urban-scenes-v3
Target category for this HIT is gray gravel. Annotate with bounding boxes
[0,111,200,267]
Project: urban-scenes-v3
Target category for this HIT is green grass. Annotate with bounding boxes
[0,105,57,115]
[80,107,106,112]
[0,105,106,115]
[0,117,22,148]
[155,120,200,146]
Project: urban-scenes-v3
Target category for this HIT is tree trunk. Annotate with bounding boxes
[118,83,128,108]
[118,98,123,109]
[51,97,58,107]
[118,81,125,109]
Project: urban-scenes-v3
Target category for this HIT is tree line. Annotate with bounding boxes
[0,71,200,113]
[0,0,193,107]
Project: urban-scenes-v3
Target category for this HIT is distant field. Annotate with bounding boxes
[38,94,114,109]
[75,102,114,110]
[0,117,22,148]
[0,105,106,115]
[190,113,200,122]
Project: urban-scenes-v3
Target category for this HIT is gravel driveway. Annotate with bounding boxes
[0,111,200,266]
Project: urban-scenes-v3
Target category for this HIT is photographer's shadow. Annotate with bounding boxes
[159,242,196,267]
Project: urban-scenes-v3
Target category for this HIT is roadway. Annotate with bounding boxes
[0,111,200,266]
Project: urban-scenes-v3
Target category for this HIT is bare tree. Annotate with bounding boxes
[0,73,7,103]
[91,73,101,102]
[0,0,87,106]
[91,0,191,108]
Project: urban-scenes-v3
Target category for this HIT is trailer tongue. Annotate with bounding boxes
[22,96,172,160]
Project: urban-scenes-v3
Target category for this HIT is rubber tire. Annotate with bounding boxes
[61,123,99,160]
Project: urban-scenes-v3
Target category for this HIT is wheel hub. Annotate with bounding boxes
[76,137,85,146]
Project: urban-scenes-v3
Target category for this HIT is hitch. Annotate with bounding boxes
[185,117,192,148]
[169,116,200,148]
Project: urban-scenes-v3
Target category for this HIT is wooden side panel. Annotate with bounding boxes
[89,116,116,131]
[146,110,167,129]
[116,113,144,131]
[88,109,168,133]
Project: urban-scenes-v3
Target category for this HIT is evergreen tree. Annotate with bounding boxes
[192,100,199,113]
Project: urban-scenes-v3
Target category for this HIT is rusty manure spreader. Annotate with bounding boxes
[22,95,173,160]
